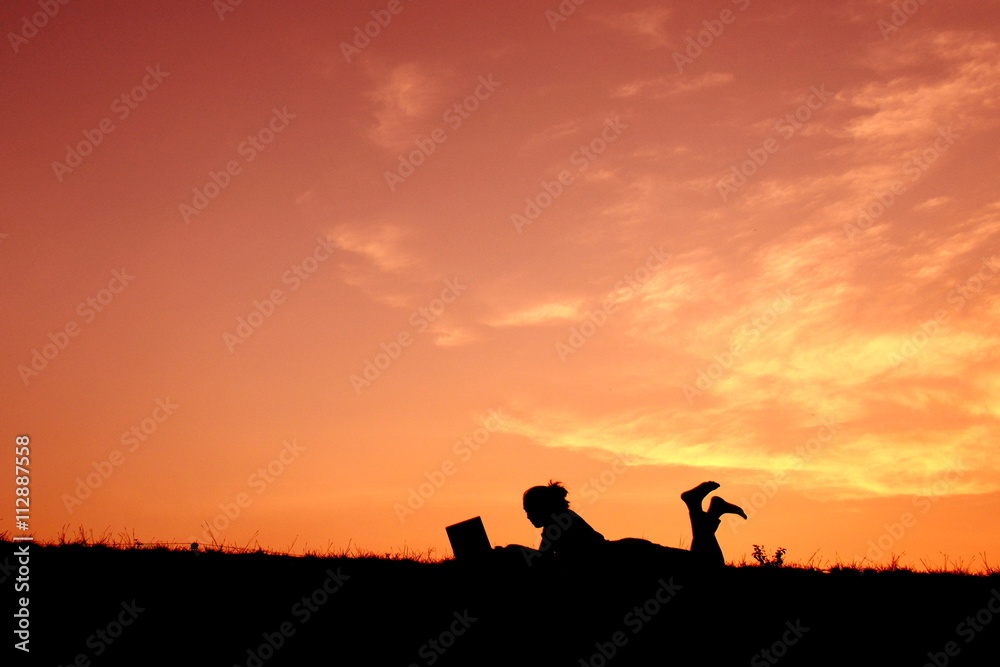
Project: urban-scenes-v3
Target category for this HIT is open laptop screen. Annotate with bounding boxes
[445,516,492,561]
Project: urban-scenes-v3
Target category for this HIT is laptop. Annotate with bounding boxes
[445,516,492,562]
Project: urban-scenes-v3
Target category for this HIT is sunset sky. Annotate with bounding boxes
[3,0,999,571]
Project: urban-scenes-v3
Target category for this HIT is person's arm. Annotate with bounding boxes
[491,543,549,567]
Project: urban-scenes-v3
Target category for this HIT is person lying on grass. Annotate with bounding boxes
[502,480,746,568]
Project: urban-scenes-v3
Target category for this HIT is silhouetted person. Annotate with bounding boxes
[522,482,607,557]
[514,480,746,568]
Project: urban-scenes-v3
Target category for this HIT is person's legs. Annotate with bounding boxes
[689,512,724,567]
[681,482,746,567]
[681,482,722,566]
[708,496,747,521]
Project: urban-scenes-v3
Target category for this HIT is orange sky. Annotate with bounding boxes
[3,0,999,571]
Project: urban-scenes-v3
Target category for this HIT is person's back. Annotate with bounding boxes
[537,508,607,558]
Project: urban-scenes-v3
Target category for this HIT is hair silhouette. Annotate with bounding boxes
[522,480,569,521]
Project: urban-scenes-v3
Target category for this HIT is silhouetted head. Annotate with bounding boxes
[523,480,570,528]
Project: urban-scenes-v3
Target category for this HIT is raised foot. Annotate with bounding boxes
[708,496,747,520]
[681,481,721,509]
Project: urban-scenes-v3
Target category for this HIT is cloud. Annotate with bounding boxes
[365,62,449,149]
[330,223,415,274]
[812,427,995,498]
[326,223,424,308]
[429,324,478,347]
[845,31,1000,147]
[614,72,734,98]
[497,399,998,498]
[326,224,478,349]
[516,117,593,156]
[485,300,586,328]
[912,196,952,211]
[592,7,673,49]
[490,212,1000,499]
[344,16,1000,505]
[495,407,809,474]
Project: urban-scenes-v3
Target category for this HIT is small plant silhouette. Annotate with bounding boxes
[752,545,787,567]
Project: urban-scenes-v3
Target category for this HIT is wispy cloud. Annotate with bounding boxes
[330,223,415,274]
[846,31,1000,146]
[592,7,674,49]
[614,72,734,98]
[485,300,586,328]
[365,62,449,149]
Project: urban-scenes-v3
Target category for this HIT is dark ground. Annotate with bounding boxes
[6,540,1000,666]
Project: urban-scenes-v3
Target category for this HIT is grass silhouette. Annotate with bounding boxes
[7,530,999,666]
[31,526,999,574]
